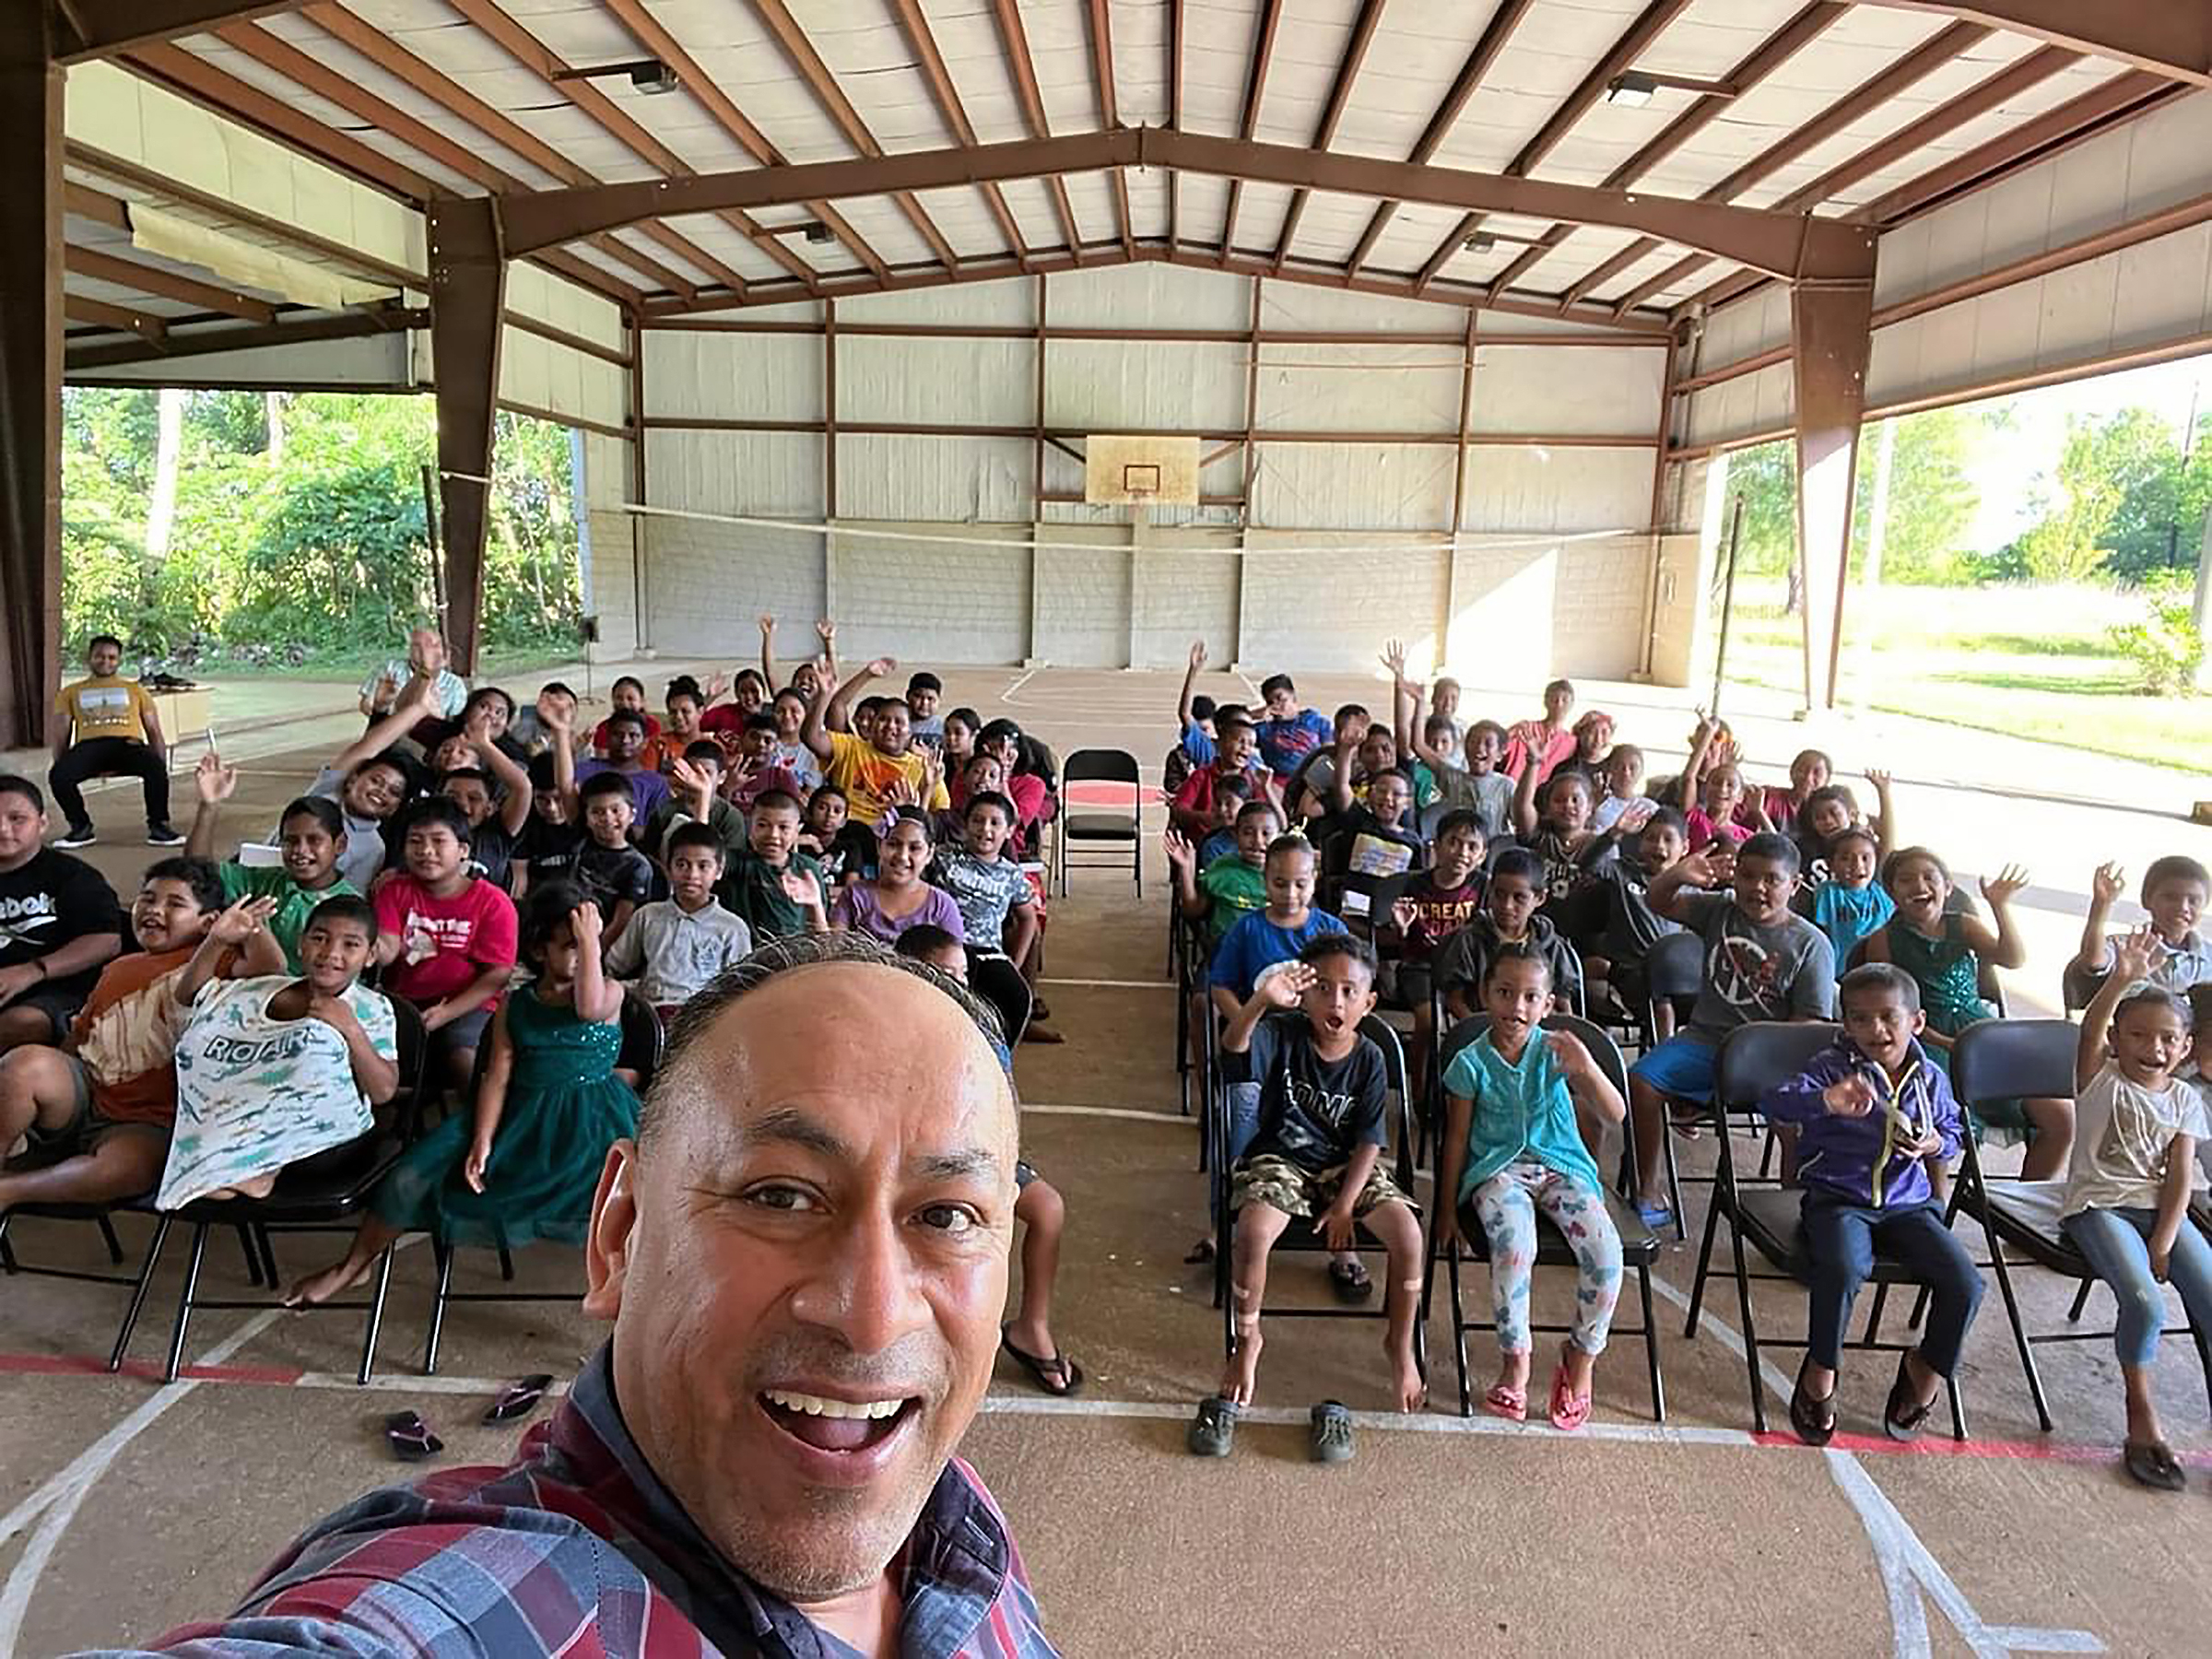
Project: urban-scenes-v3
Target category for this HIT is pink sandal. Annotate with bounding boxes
[1547,1353,1593,1432]
[1482,1382,1527,1422]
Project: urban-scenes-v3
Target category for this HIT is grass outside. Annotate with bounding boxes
[1721,579,2209,772]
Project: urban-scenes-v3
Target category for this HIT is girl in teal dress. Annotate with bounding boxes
[283,880,638,1306]
[1865,848,2070,1178]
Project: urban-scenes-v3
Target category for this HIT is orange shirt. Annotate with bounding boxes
[71,946,196,1124]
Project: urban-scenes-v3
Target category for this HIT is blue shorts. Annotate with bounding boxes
[1630,1033,1720,1101]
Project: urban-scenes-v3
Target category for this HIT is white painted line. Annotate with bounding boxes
[1036,977,1176,990]
[1020,1103,1192,1126]
[1003,668,1038,702]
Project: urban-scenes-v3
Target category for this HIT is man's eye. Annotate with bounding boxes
[919,1204,979,1234]
[745,1184,821,1214]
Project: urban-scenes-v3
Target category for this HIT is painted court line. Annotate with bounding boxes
[1038,977,1176,990]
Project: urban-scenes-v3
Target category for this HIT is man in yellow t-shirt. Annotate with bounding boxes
[50,635,182,849]
[800,653,950,829]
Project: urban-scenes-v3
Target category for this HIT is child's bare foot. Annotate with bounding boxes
[1494,1350,1533,1399]
[1218,1326,1263,1406]
[282,1258,371,1309]
[1561,1343,1596,1395]
[1391,1343,1426,1413]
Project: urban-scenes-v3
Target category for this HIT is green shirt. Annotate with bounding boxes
[717,849,827,941]
[1198,856,1266,946]
[218,863,362,972]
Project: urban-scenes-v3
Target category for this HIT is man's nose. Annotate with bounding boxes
[789,1211,935,1356]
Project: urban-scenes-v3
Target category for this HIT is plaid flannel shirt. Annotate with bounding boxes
[90,1346,1056,1658]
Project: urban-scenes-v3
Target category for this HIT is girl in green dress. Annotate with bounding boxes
[283,880,638,1306]
[1864,848,2071,1179]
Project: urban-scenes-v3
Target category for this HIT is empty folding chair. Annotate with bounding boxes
[1054,748,1144,899]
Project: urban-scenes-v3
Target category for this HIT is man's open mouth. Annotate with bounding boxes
[759,1389,920,1453]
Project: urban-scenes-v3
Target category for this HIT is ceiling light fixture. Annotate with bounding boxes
[549,57,678,95]
[1606,68,1737,106]
[1463,232,1498,253]
[802,221,834,245]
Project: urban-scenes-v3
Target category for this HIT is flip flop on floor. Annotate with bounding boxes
[1789,1363,1836,1447]
[1327,1258,1374,1304]
[1547,1351,1593,1433]
[483,1373,556,1425]
[1482,1382,1527,1423]
[1001,1329,1085,1396]
[2123,1440,2185,1491]
[383,1411,443,1464]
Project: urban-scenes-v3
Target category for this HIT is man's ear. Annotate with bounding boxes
[582,1140,641,1322]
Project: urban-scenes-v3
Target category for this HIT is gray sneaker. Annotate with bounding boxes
[1187,1395,1238,1457]
[1309,1400,1355,1464]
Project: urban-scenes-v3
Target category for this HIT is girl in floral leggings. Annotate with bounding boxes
[1436,947,1625,1431]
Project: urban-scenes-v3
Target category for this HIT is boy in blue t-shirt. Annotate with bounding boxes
[1207,836,1347,1018]
[1253,672,1332,780]
[1190,932,1426,1461]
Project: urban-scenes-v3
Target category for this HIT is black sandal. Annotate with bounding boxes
[1789,1362,1836,1447]
[1184,1237,1216,1265]
[483,1373,555,1424]
[1328,1258,1374,1304]
[1882,1355,1936,1443]
[1000,1329,1084,1396]
[2123,1439,2186,1491]
[383,1410,443,1464]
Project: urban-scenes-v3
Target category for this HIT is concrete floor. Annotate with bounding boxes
[3,662,2210,1655]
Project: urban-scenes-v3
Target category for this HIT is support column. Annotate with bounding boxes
[1789,277,1874,712]
[428,196,506,677]
[0,19,64,747]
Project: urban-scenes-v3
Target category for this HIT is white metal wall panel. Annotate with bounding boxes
[835,280,1037,328]
[504,263,624,357]
[76,334,410,388]
[830,524,1030,665]
[1446,533,1649,683]
[1700,284,1792,365]
[1253,443,1456,531]
[644,331,820,423]
[834,435,1031,523]
[1461,447,1654,534]
[494,333,625,431]
[1254,343,1462,435]
[1253,275,1468,335]
[644,429,822,519]
[1468,345,1663,435]
[1683,359,1794,450]
[1043,339,1249,432]
[1048,263,1252,330]
[838,335,1033,427]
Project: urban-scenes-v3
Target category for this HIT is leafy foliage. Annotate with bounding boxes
[61,389,583,663]
[2106,574,2205,695]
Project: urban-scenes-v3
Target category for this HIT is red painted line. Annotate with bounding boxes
[1062,782,1163,806]
[0,1351,304,1385]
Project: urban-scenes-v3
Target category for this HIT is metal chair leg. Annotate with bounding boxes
[2066,1279,2093,1322]
[96,1213,124,1265]
[498,1247,516,1282]
[423,1239,454,1375]
[1987,1234,2053,1431]
[1447,1246,1472,1417]
[1661,1123,1687,1242]
[1945,1371,1968,1442]
[255,1223,279,1288]
[163,1221,212,1382]
[234,1223,264,1288]
[109,1214,171,1372]
[1725,1209,1767,1433]
[1684,1190,1724,1338]
[1863,1282,1890,1347]
[357,1243,396,1385]
[1640,1264,1666,1423]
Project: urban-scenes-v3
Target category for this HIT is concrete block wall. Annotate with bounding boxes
[1239,533,1453,674]
[1030,526,1132,668]
[1130,528,1241,669]
[635,515,822,658]
[829,524,1030,666]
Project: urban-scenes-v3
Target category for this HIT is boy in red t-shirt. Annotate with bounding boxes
[374,797,520,1089]
[0,857,278,1208]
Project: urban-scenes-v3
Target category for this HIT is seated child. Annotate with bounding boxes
[1169,641,1219,797]
[933,792,1040,969]
[373,797,521,1090]
[647,744,746,862]
[1167,802,1281,952]
[1292,724,1394,825]
[1587,744,1650,836]
[506,680,578,759]
[1863,851,2062,1176]
[285,884,640,1307]
[590,675,662,757]
[905,671,946,752]
[830,808,965,946]
[1190,935,1426,1459]
[1315,761,1422,921]
[942,705,982,773]
[1383,809,1487,1018]
[1171,714,1272,841]
[1436,948,1626,1431]
[1628,834,1837,1227]
[1681,759,1752,854]
[971,723,1053,853]
[577,708,672,824]
[605,823,752,1020]
[2068,855,2211,1006]
[1511,763,1613,908]
[2058,930,2212,1490]
[1501,679,1578,786]
[513,751,584,899]
[0,859,265,1208]
[572,772,655,947]
[766,688,825,792]
[1575,806,1688,1031]
[723,713,811,814]
[1253,672,1333,780]
[159,894,400,1207]
[1206,835,1347,1018]
[1759,748,1832,839]
[299,691,426,891]
[800,782,872,887]
[1795,824,1895,971]
[639,677,707,774]
[1436,848,1585,1021]
[187,762,359,971]
[1759,964,1983,1445]
[1193,773,1251,868]
[1792,783,1860,888]
[716,790,830,942]
[894,927,1082,1396]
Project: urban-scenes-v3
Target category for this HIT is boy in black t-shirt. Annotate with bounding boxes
[0,774,126,1052]
[1192,933,1425,1461]
[574,772,653,947]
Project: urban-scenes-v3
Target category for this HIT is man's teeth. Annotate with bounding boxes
[764,1389,905,1420]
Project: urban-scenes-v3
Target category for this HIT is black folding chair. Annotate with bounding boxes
[421,986,664,1374]
[1633,927,1765,1241]
[1423,1013,1665,1419]
[1207,1013,1423,1380]
[1684,1020,1971,1437]
[134,995,432,1383]
[1054,747,1144,898]
[967,951,1033,1047]
[1945,1018,2212,1431]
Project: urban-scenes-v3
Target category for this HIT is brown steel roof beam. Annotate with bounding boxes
[1219,0,1285,265]
[502,126,1875,285]
[1168,0,1184,251]
[300,3,712,300]
[1870,2,2212,86]
[65,301,423,371]
[441,0,808,293]
[1271,0,1386,272]
[52,1,309,62]
[1343,0,1533,275]
[1500,3,1844,299]
[990,0,1085,255]
[1084,0,1135,258]
[722,0,953,275]
[64,293,169,343]
[884,0,1032,265]
[65,245,276,321]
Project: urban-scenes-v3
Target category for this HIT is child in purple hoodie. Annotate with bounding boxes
[1759,963,1983,1447]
